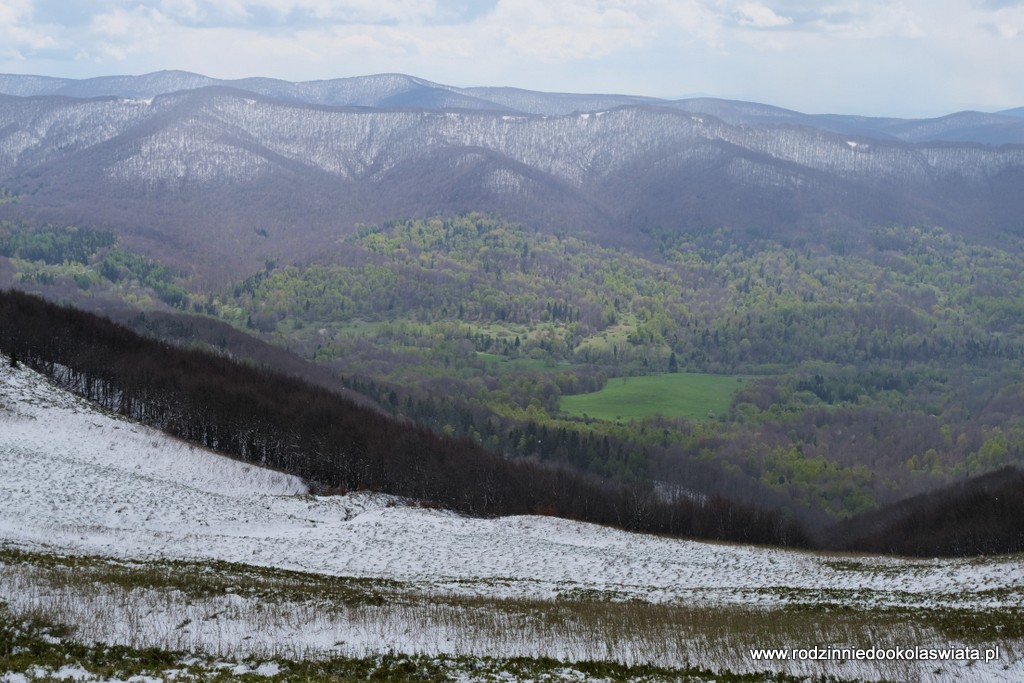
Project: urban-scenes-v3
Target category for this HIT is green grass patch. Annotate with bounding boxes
[560,372,746,422]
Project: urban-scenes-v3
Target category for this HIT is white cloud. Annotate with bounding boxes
[993,20,1020,35]
[281,25,413,59]
[0,0,34,25]
[238,0,439,23]
[82,6,176,61]
[157,0,205,22]
[0,0,58,58]
[502,26,633,60]
[736,3,793,28]
[490,0,651,60]
[975,0,1024,38]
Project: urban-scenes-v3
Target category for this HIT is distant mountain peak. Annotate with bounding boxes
[0,70,1021,145]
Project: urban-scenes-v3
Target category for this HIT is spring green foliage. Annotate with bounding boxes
[0,222,115,265]
[208,216,1024,517]
[1,221,189,308]
[6,214,1024,519]
[220,217,1024,373]
[100,248,189,307]
[560,373,744,422]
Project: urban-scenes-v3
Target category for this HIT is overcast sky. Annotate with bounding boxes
[0,0,1021,117]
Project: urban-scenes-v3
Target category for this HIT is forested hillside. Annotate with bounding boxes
[828,466,1024,556]
[4,213,1024,530]
[0,289,807,547]
[2,85,1023,280]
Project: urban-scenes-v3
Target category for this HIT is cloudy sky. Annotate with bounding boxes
[0,0,1021,117]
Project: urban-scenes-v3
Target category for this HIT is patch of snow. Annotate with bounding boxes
[254,662,281,677]
[52,665,93,681]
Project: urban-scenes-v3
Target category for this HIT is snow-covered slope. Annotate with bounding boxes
[2,86,1021,262]
[4,356,1024,681]
[2,355,1023,610]
[4,92,1021,188]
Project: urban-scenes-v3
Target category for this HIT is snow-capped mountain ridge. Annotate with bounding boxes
[1,75,1023,276]
[1,70,1022,144]
[3,89,1020,193]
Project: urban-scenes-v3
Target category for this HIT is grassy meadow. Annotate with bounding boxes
[560,372,746,422]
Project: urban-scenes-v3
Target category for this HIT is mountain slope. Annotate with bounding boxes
[2,353,1021,609]
[829,466,1024,556]
[6,352,1024,682]
[2,87,1023,276]
[0,289,806,545]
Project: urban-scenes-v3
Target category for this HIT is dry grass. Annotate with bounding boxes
[3,545,1020,682]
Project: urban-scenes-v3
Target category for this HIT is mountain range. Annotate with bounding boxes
[1,71,1023,277]
[3,70,1024,144]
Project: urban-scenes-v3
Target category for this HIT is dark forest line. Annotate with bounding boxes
[825,466,1024,556]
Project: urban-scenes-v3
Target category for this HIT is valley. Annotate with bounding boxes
[5,214,1024,524]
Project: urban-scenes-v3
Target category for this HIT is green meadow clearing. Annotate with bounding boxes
[560,372,746,422]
